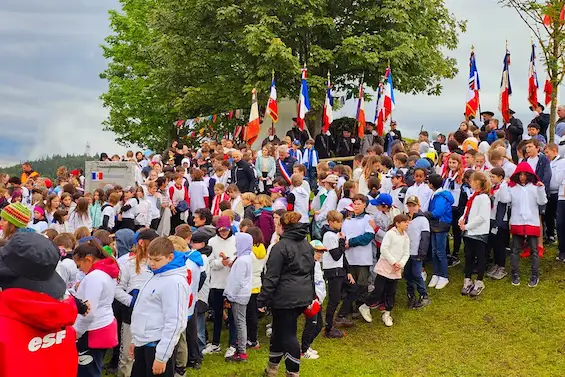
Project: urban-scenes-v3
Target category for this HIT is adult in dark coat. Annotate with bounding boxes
[275,145,298,184]
[383,121,402,154]
[286,118,309,146]
[257,212,315,377]
[261,127,281,147]
[230,150,256,193]
[480,111,495,132]
[505,109,524,163]
[529,102,550,140]
[314,132,334,159]
[336,128,359,157]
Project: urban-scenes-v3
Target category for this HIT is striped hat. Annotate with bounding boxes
[1,203,32,229]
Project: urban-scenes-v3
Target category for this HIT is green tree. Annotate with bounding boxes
[500,0,565,141]
[101,0,465,145]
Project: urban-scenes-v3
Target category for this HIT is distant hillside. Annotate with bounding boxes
[0,154,99,179]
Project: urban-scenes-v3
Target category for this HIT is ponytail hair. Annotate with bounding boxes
[135,239,151,274]
[73,238,109,261]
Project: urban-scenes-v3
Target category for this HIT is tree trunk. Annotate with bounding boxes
[549,81,559,142]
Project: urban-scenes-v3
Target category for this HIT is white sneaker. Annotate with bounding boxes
[202,343,221,354]
[435,277,449,290]
[421,270,427,282]
[224,345,236,359]
[428,275,439,288]
[266,323,273,338]
[382,311,393,327]
[307,347,318,355]
[358,304,373,323]
[302,348,320,359]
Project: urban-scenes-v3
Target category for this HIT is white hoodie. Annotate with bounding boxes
[115,256,153,307]
[131,258,189,363]
[208,234,237,289]
[290,185,310,224]
[224,233,253,305]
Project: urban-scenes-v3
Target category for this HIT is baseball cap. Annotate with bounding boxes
[191,231,209,245]
[392,170,405,179]
[124,185,136,193]
[0,232,66,299]
[344,203,354,212]
[323,174,339,184]
[270,186,285,194]
[310,240,327,252]
[371,193,393,207]
[406,196,420,205]
[134,228,158,244]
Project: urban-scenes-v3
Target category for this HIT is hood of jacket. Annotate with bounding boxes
[410,210,426,220]
[88,257,120,279]
[194,225,216,240]
[235,232,253,257]
[509,161,540,187]
[292,186,309,199]
[197,245,212,257]
[115,228,135,258]
[186,250,204,267]
[281,223,308,241]
[0,288,77,331]
[433,189,455,206]
[152,251,188,275]
[320,224,338,239]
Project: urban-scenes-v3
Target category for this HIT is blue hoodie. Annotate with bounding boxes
[427,188,455,230]
[115,229,135,258]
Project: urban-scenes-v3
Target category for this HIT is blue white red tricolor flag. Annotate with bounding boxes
[376,67,395,136]
[322,72,333,134]
[465,49,481,119]
[499,46,512,123]
[296,67,310,131]
[91,172,103,181]
[356,78,366,138]
[528,43,539,108]
[265,74,278,123]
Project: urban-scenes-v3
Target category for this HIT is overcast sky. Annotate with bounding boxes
[0,0,557,166]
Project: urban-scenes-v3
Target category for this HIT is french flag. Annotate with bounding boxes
[266,75,279,123]
[499,46,512,123]
[296,67,310,131]
[91,171,103,181]
[527,43,539,108]
[322,72,333,134]
[376,67,395,136]
[465,49,480,119]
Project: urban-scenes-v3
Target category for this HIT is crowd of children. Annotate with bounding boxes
[0,125,564,377]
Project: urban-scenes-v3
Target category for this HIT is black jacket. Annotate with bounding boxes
[314,133,334,159]
[286,127,309,146]
[230,160,255,193]
[505,116,523,145]
[262,135,281,147]
[243,205,255,221]
[275,156,297,181]
[257,224,315,309]
[336,136,359,157]
[383,129,402,152]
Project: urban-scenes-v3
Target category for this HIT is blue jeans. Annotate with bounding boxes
[196,311,206,355]
[404,258,428,297]
[431,232,448,278]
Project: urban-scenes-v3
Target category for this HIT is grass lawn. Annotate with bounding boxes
[105,244,565,377]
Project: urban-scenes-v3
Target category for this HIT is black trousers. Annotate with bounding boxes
[246,293,259,343]
[301,310,323,353]
[209,289,236,346]
[326,275,355,329]
[170,212,183,235]
[546,193,558,238]
[447,207,463,258]
[269,307,305,374]
[131,345,175,377]
[488,227,509,268]
[365,274,398,311]
[150,218,160,230]
[338,265,370,317]
[109,299,124,366]
[186,315,200,364]
[121,218,135,231]
[464,237,487,280]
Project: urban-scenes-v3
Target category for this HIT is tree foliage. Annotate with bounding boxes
[500,0,565,141]
[101,0,465,148]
